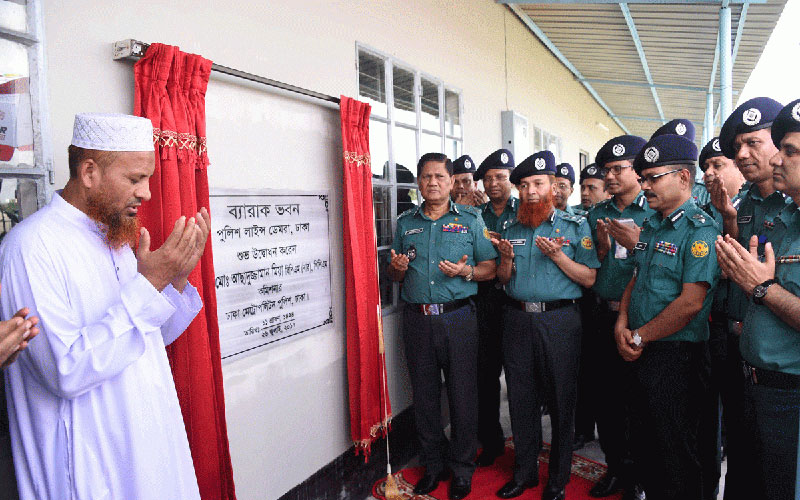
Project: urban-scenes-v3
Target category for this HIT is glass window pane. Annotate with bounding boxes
[420,132,442,157]
[0,178,33,242]
[369,119,389,180]
[397,187,420,217]
[373,185,393,247]
[449,139,462,160]
[377,248,394,308]
[0,39,33,168]
[420,78,440,132]
[358,50,387,118]
[393,125,416,184]
[392,66,416,126]
[533,127,542,152]
[445,90,461,138]
[0,1,28,33]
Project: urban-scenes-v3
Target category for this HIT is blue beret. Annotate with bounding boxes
[555,163,575,184]
[633,134,698,174]
[580,163,603,182]
[452,155,477,175]
[651,118,696,142]
[698,137,724,171]
[771,99,800,148]
[511,150,556,184]
[719,97,783,159]
[595,135,647,168]
[475,149,514,181]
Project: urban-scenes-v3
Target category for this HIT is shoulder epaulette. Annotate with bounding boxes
[502,217,519,231]
[398,208,416,219]
[558,212,585,224]
[688,208,714,227]
[459,205,481,217]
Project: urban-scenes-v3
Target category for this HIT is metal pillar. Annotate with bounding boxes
[719,0,733,123]
[704,92,714,144]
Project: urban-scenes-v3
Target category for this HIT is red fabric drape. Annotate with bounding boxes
[340,96,392,456]
[134,44,236,500]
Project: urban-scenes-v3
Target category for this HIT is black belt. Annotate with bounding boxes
[744,362,800,390]
[410,298,471,316]
[510,298,576,313]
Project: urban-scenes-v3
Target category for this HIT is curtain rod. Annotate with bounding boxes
[112,39,341,105]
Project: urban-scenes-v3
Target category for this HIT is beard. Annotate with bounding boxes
[85,188,140,250]
[517,192,554,228]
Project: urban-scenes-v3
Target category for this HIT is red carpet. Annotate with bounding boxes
[372,439,622,500]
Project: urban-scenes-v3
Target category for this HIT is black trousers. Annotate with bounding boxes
[503,303,581,490]
[475,281,507,454]
[402,302,479,479]
[574,289,598,440]
[742,378,800,500]
[699,314,753,500]
[592,305,637,482]
[631,341,709,500]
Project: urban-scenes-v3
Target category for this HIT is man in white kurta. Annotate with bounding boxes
[0,113,207,500]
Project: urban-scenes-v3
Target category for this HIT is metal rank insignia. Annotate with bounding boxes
[778,255,800,264]
[406,244,417,262]
[655,240,678,256]
[442,223,468,233]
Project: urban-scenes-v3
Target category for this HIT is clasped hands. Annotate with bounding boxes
[0,284,40,370]
[389,249,472,278]
[137,208,212,292]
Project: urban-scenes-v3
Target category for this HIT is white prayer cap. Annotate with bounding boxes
[70,113,154,152]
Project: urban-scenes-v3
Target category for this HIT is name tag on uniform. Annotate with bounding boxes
[738,215,752,224]
[404,228,423,236]
[442,223,468,233]
[508,239,526,246]
[634,241,648,251]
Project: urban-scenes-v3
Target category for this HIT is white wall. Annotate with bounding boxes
[41,1,623,499]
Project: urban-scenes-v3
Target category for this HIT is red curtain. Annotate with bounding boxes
[340,96,392,456]
[134,44,236,500]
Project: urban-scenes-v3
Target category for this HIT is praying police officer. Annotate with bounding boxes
[616,134,720,500]
[553,163,578,216]
[586,134,652,500]
[652,118,710,207]
[452,154,487,207]
[472,149,517,467]
[389,152,497,500]
[494,151,600,500]
[710,97,791,500]
[575,163,609,215]
[697,136,747,500]
[716,98,800,500]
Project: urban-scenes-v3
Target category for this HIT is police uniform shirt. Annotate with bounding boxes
[692,181,711,207]
[501,209,600,302]
[727,185,793,321]
[570,203,588,217]
[588,191,655,301]
[391,200,497,304]
[741,202,800,375]
[479,197,519,234]
[629,199,720,342]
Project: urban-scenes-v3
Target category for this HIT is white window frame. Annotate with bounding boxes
[356,43,464,313]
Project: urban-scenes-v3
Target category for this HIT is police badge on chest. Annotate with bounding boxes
[406,244,417,262]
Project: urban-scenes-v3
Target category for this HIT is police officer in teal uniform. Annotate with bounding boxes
[696,136,748,500]
[651,118,710,208]
[586,135,651,500]
[472,149,517,467]
[574,163,608,217]
[616,134,720,500]
[452,154,487,207]
[494,151,600,500]
[553,163,579,217]
[389,152,497,500]
[716,98,800,500]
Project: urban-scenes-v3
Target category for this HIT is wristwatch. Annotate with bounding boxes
[752,279,778,305]
[631,329,643,348]
[464,265,475,282]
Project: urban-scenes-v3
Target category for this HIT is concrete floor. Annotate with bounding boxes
[371,373,728,499]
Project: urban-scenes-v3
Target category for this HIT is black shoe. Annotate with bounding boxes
[541,487,566,500]
[449,477,472,500]
[621,484,646,500]
[413,470,448,495]
[497,477,539,499]
[476,448,504,467]
[589,472,623,497]
[573,434,587,451]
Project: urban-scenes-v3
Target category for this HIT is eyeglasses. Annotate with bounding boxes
[600,164,632,176]
[638,168,685,185]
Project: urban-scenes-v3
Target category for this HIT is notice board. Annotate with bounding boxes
[210,189,333,361]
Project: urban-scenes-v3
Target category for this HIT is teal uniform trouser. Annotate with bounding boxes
[402,302,479,479]
[503,303,581,490]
